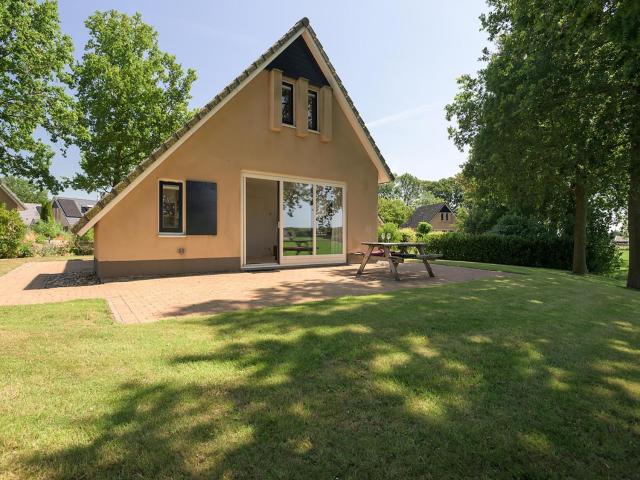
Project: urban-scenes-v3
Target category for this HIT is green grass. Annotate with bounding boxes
[1,266,640,478]
[0,255,92,277]
[607,248,630,283]
[283,237,342,256]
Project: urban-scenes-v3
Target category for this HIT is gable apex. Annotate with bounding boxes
[267,36,328,87]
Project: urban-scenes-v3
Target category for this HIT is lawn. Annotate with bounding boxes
[1,264,639,478]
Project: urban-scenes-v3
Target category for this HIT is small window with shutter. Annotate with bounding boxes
[159,181,183,233]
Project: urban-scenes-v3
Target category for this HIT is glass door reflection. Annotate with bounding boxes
[282,182,313,256]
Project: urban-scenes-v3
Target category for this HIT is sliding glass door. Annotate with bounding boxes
[280,180,345,264]
[282,182,314,256]
[315,185,343,255]
[242,173,345,267]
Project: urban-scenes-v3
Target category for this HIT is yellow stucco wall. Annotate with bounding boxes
[94,70,379,272]
[429,212,457,232]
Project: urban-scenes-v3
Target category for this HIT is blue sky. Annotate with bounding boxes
[54,0,488,199]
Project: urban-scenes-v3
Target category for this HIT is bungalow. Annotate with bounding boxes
[0,182,41,225]
[52,197,97,230]
[73,18,393,279]
[402,203,457,232]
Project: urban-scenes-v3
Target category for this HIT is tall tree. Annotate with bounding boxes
[585,0,640,289]
[447,0,625,275]
[0,0,75,191]
[71,10,196,194]
[378,173,425,207]
[423,174,465,208]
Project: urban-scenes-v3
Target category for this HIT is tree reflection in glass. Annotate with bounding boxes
[315,185,343,254]
[283,182,313,255]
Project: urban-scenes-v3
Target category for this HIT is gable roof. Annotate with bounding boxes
[54,197,97,219]
[73,18,393,235]
[18,203,41,225]
[402,203,453,228]
[0,182,26,211]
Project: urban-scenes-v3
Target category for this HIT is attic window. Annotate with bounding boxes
[307,90,318,131]
[281,82,294,125]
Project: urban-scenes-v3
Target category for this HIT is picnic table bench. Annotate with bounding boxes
[283,239,313,255]
[355,242,442,281]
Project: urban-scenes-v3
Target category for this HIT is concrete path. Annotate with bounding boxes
[0,260,507,323]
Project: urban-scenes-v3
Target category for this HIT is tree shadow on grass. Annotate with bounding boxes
[23,273,640,479]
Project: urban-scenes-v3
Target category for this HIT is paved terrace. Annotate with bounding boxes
[0,260,507,324]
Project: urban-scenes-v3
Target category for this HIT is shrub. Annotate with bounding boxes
[32,218,64,240]
[36,240,71,257]
[398,227,416,243]
[378,198,412,225]
[416,221,432,238]
[17,242,35,258]
[421,232,619,273]
[0,206,27,258]
[40,200,54,221]
[377,222,401,242]
[489,214,548,238]
[72,229,94,255]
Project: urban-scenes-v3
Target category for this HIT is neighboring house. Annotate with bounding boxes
[73,18,394,279]
[402,203,457,232]
[0,182,41,225]
[53,197,97,230]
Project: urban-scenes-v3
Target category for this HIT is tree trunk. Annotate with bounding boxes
[628,133,640,289]
[573,176,588,274]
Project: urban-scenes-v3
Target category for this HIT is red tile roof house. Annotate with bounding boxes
[72,18,394,280]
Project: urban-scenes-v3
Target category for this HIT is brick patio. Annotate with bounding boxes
[0,259,507,323]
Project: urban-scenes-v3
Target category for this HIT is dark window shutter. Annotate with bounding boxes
[186,181,217,235]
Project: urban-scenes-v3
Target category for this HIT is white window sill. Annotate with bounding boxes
[158,233,186,238]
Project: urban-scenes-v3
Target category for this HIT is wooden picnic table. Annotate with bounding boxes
[283,238,313,255]
[355,242,441,281]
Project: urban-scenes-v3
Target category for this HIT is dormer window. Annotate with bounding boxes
[281,82,294,125]
[307,90,318,131]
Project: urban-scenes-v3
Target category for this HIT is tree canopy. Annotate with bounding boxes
[379,173,462,209]
[446,0,632,278]
[0,176,49,204]
[378,198,412,226]
[0,0,76,192]
[70,10,197,194]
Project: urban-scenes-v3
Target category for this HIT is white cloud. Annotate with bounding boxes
[365,103,438,129]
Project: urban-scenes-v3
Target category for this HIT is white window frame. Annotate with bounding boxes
[281,81,295,127]
[158,179,186,237]
[240,171,347,268]
[307,87,320,133]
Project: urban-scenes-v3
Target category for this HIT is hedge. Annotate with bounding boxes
[421,232,620,273]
